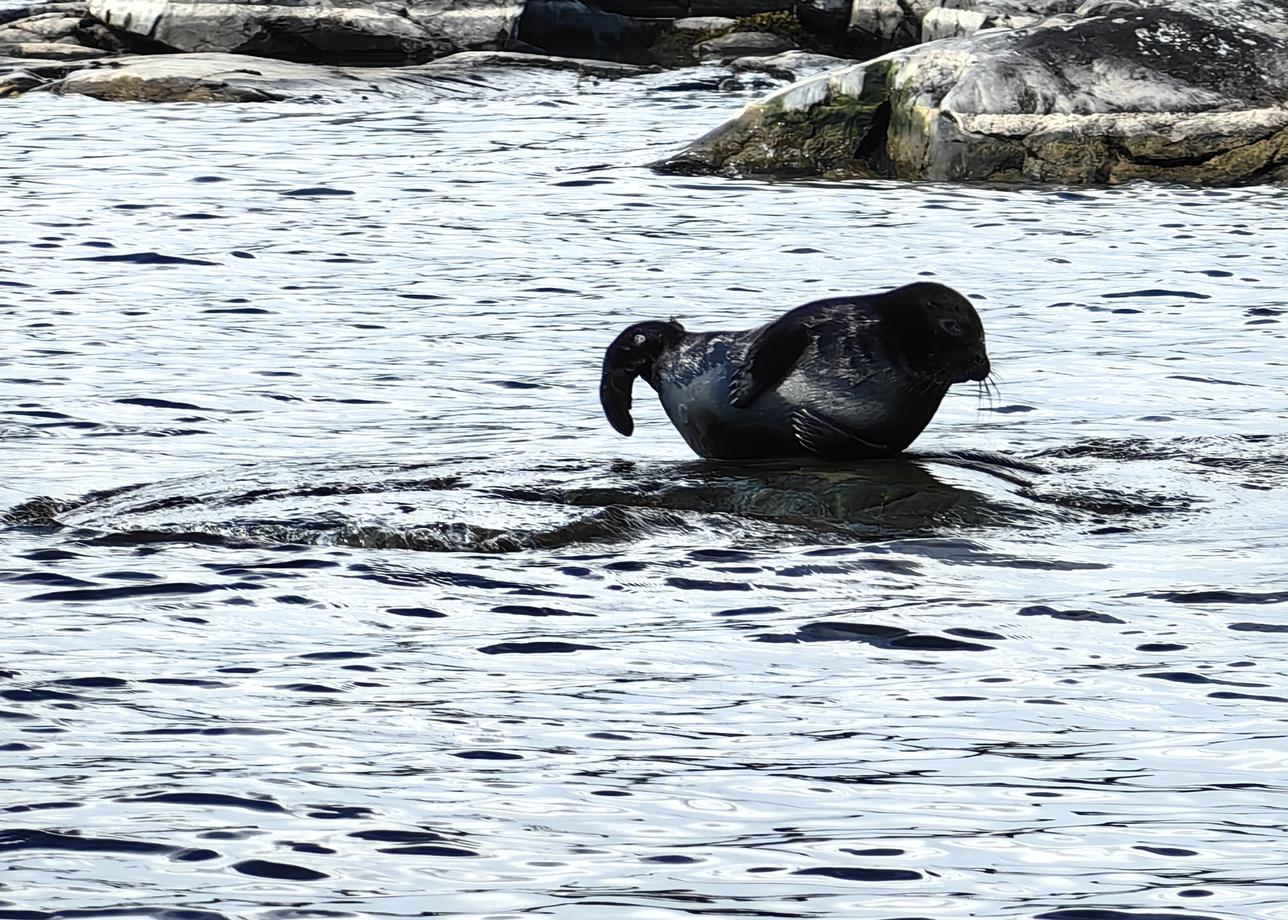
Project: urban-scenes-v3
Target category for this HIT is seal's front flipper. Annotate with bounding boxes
[729,312,813,409]
[792,408,893,459]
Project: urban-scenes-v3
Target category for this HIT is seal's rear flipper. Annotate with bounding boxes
[729,311,813,409]
[793,408,892,459]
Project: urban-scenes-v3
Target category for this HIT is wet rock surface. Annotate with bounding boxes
[661,6,1288,185]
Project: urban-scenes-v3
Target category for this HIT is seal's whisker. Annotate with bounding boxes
[975,379,995,413]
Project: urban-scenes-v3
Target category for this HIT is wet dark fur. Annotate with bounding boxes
[600,281,990,460]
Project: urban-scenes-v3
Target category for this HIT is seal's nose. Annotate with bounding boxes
[965,352,990,382]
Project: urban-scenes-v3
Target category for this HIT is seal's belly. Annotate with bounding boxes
[651,336,944,460]
[657,364,800,460]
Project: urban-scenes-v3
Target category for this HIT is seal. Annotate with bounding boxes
[599,281,990,460]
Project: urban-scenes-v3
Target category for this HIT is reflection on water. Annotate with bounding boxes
[2,65,1288,920]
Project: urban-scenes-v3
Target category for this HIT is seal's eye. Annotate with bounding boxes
[940,319,963,336]
[633,333,647,346]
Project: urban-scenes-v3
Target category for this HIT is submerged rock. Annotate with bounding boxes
[660,7,1288,185]
[0,48,649,102]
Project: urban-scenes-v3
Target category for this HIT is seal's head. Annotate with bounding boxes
[882,282,990,385]
[600,319,686,436]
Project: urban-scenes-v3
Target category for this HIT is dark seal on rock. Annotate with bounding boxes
[600,281,990,460]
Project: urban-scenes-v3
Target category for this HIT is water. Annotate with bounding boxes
[3,65,1288,920]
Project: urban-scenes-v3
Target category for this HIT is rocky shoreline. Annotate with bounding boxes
[2,0,1286,185]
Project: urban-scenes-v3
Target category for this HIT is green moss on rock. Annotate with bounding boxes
[732,11,807,45]
[724,60,896,177]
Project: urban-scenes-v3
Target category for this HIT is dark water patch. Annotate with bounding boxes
[1037,911,1225,920]
[142,678,228,688]
[2,801,79,813]
[18,549,82,561]
[478,641,606,655]
[690,548,756,561]
[280,683,342,693]
[232,859,328,881]
[1137,643,1187,652]
[296,651,371,661]
[947,627,1005,641]
[642,854,701,864]
[712,606,784,617]
[115,397,209,411]
[1018,605,1126,624]
[386,606,446,618]
[451,750,523,760]
[73,252,219,266]
[1,688,80,702]
[210,558,342,573]
[124,726,278,736]
[985,404,1037,413]
[1168,374,1249,387]
[1142,672,1259,686]
[26,582,227,602]
[347,830,451,844]
[3,572,97,588]
[1102,289,1210,299]
[50,677,128,689]
[1229,622,1288,632]
[1146,589,1288,605]
[122,792,287,813]
[793,866,923,881]
[757,621,993,652]
[1208,691,1288,703]
[1134,845,1197,857]
[491,604,591,617]
[378,844,479,857]
[351,565,584,597]
[100,571,161,583]
[280,187,355,197]
[0,828,174,854]
[305,805,374,820]
[666,577,752,591]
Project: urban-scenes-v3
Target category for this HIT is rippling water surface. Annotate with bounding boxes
[3,67,1288,920]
